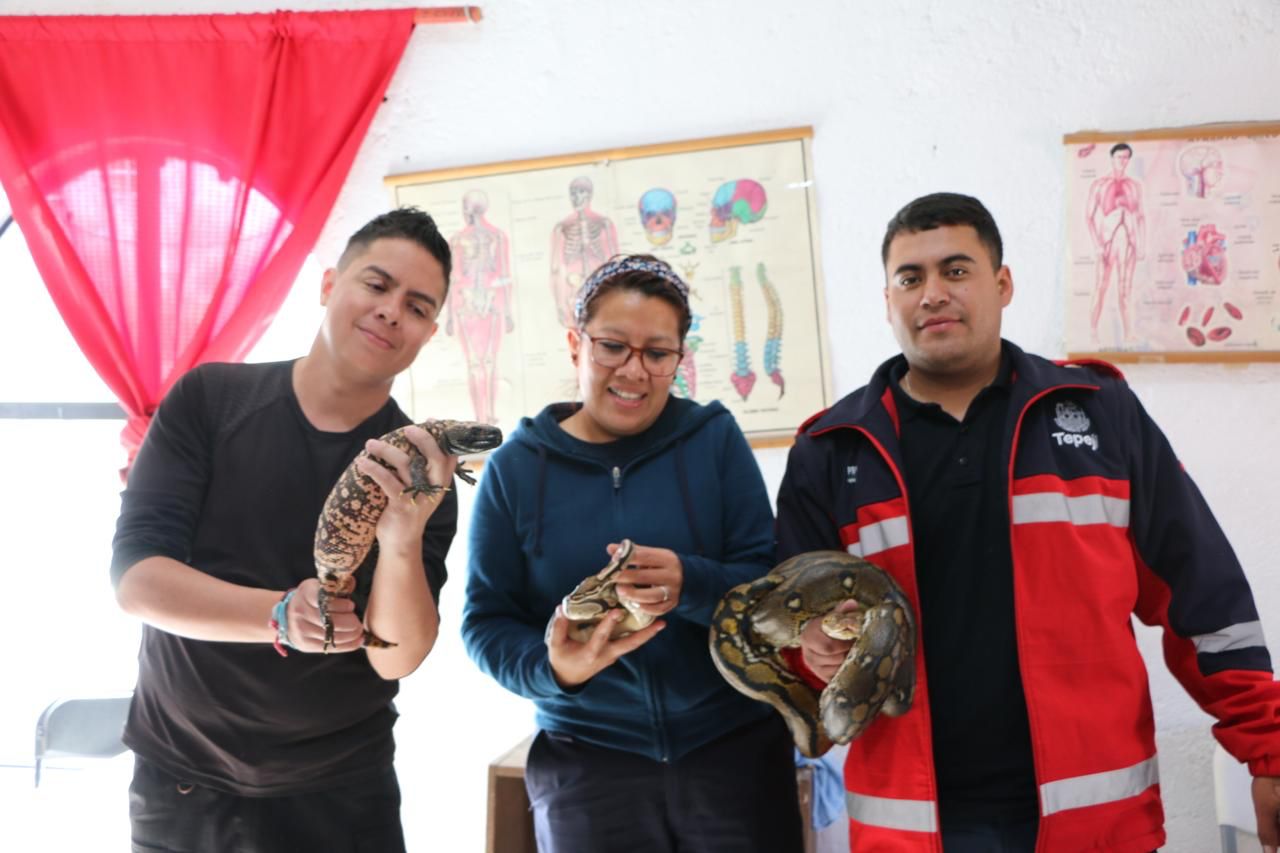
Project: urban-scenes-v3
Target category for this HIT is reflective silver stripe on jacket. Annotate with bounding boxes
[845,516,910,558]
[846,791,937,833]
[1193,620,1267,654]
[1040,755,1158,816]
[1011,492,1130,528]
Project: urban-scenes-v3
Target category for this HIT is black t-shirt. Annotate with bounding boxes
[111,360,458,796]
[889,355,1039,825]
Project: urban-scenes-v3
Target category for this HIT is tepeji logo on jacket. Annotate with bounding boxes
[1052,400,1099,451]
[846,465,858,484]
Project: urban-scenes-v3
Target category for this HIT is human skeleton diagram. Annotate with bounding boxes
[727,263,784,401]
[446,190,513,425]
[549,176,619,327]
[1085,143,1146,344]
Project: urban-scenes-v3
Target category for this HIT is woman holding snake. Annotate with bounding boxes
[462,255,804,852]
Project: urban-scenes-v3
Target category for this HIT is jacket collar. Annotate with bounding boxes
[802,340,1106,442]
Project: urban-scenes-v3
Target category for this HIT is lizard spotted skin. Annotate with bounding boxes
[313,419,502,650]
[710,550,917,757]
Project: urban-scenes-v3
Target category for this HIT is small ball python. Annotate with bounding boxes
[313,419,503,650]
[710,550,917,757]
[557,539,657,643]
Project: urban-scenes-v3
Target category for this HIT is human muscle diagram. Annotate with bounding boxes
[1063,125,1280,359]
[1084,144,1144,346]
[447,190,513,425]
[387,128,831,439]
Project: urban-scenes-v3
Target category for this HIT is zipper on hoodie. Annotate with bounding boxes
[606,461,669,761]
[645,666,670,762]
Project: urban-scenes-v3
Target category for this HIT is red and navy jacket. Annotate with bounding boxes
[775,341,1279,853]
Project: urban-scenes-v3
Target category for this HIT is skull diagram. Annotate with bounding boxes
[462,189,489,224]
[709,179,768,243]
[638,188,677,246]
[569,176,594,210]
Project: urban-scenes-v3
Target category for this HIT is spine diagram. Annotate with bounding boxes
[758,262,784,398]
[728,266,757,400]
[672,313,703,400]
[673,335,702,400]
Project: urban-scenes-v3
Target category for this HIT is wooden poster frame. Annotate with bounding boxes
[385,127,830,448]
[1062,120,1280,363]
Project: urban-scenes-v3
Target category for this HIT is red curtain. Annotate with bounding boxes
[0,11,416,467]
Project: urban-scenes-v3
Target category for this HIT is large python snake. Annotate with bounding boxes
[313,419,503,650]
[558,539,657,643]
[710,550,917,757]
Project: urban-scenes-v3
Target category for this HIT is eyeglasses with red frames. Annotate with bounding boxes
[580,332,684,377]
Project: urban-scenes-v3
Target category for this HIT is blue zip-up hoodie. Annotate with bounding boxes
[461,397,775,761]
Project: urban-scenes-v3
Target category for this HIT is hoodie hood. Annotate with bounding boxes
[513,395,730,466]
[506,396,729,558]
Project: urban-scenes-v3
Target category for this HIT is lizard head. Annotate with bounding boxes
[433,421,505,455]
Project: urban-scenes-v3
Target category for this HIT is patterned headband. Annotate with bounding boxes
[574,256,690,327]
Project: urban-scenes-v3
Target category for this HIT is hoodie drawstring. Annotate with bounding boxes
[533,445,548,558]
[674,439,706,556]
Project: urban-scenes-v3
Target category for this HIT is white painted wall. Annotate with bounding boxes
[6,1,1280,850]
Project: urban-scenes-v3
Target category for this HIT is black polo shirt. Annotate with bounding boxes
[890,352,1038,825]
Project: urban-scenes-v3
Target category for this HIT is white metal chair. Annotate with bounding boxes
[1214,742,1257,853]
[33,694,132,787]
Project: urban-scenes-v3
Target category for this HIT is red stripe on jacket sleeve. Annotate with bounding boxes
[1134,554,1280,775]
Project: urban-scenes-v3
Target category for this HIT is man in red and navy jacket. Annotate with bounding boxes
[776,192,1280,852]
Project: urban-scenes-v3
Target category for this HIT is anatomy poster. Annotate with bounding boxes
[1063,122,1280,361]
[386,127,832,442]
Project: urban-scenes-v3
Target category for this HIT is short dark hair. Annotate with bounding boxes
[1110,142,1133,157]
[880,192,1004,269]
[578,254,693,341]
[338,207,452,295]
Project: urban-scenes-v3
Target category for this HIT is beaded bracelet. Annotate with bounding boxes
[269,588,297,658]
